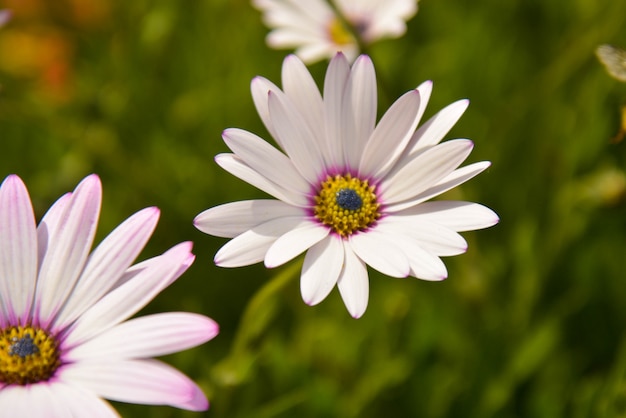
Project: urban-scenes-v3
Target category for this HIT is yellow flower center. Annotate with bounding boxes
[0,326,61,385]
[327,17,355,46]
[314,174,381,237]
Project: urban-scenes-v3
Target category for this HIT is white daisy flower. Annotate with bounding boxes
[252,0,418,63]
[195,53,499,318]
[0,174,218,415]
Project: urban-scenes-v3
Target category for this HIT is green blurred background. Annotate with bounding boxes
[1,0,625,416]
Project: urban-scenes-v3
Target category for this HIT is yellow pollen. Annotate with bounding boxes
[327,17,355,46]
[0,326,60,385]
[314,174,380,237]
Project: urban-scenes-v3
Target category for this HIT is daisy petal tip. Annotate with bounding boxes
[182,385,210,412]
[348,306,366,319]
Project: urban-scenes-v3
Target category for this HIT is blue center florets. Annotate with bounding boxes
[335,188,363,211]
[9,334,39,358]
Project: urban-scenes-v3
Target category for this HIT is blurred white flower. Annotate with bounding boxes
[253,0,418,63]
[0,174,218,415]
[195,53,498,318]
[0,10,10,27]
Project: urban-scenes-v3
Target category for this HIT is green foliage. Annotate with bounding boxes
[0,0,625,416]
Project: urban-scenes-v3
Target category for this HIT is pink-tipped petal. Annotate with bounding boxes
[60,359,208,411]
[0,175,38,325]
[265,221,329,268]
[194,199,303,238]
[337,245,369,318]
[66,313,218,361]
[300,235,343,305]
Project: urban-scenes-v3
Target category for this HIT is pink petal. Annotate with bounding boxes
[66,313,218,361]
[62,242,194,346]
[0,175,37,325]
[35,175,102,328]
[60,359,208,411]
[53,207,160,330]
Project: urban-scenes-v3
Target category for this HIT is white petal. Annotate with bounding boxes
[265,221,329,268]
[222,128,310,194]
[323,52,351,168]
[0,384,72,417]
[194,199,304,238]
[367,220,448,280]
[300,235,343,305]
[359,89,422,179]
[268,90,326,183]
[251,76,282,142]
[348,229,410,278]
[52,382,121,417]
[337,245,369,318]
[405,99,469,155]
[36,175,102,328]
[66,313,218,361]
[0,175,37,325]
[399,201,500,231]
[53,207,160,330]
[215,153,309,207]
[214,216,303,267]
[282,54,325,142]
[387,161,492,212]
[60,359,208,411]
[378,216,468,256]
[381,139,474,205]
[343,55,377,169]
[62,242,194,346]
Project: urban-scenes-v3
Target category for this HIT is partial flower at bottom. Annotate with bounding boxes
[195,53,499,318]
[0,174,218,416]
